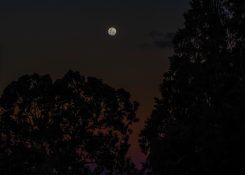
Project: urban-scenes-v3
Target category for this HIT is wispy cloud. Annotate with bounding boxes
[150,31,174,48]
[139,31,175,49]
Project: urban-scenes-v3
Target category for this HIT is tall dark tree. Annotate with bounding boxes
[0,70,139,175]
[140,0,245,174]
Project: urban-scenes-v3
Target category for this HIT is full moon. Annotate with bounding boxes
[108,27,117,36]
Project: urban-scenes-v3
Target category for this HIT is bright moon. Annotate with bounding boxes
[108,27,117,36]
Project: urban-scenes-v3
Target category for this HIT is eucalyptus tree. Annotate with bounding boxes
[140,0,245,174]
[0,70,139,175]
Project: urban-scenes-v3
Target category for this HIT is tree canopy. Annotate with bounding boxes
[0,70,139,175]
[140,0,245,174]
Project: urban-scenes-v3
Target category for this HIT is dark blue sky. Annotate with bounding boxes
[0,0,189,167]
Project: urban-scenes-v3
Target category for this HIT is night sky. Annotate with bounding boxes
[0,0,189,167]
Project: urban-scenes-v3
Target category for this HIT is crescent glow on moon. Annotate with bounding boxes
[108,27,117,36]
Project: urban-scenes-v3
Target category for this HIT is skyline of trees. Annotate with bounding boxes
[1,0,244,174]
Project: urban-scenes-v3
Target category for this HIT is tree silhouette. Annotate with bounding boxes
[140,0,245,174]
[0,70,139,175]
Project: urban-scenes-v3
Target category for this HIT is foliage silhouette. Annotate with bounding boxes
[0,70,139,175]
[140,0,245,175]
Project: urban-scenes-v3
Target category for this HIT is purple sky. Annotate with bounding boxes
[0,0,190,168]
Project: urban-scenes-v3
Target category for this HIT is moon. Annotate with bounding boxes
[108,27,117,36]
